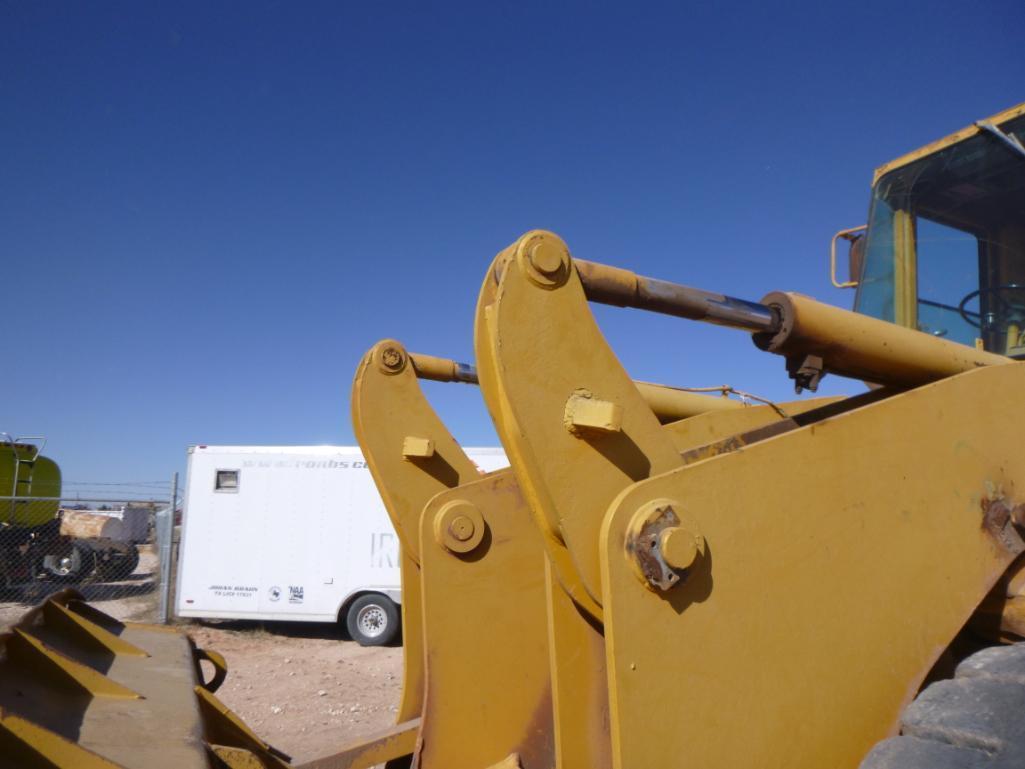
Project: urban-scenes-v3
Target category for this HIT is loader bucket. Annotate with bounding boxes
[0,589,290,769]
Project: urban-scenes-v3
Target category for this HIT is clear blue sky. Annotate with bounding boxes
[3,1,1023,493]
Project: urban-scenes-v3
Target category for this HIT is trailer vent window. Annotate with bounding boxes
[215,470,239,492]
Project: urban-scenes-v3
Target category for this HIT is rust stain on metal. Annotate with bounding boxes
[515,684,555,769]
[628,506,680,589]
[982,496,1025,554]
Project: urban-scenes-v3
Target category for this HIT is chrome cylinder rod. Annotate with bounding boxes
[574,259,779,333]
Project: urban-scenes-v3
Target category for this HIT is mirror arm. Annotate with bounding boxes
[830,225,867,289]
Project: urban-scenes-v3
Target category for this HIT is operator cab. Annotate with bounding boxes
[853,105,1025,358]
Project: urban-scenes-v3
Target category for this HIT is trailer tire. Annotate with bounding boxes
[860,642,1025,769]
[96,546,140,581]
[41,542,96,582]
[345,594,399,647]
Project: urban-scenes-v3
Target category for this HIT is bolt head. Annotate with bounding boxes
[528,240,565,276]
[381,347,403,369]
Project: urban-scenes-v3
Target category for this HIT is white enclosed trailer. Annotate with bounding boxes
[175,445,506,645]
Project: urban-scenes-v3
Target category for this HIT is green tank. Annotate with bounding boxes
[0,440,61,528]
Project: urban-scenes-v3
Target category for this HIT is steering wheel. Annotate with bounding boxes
[958,283,1025,329]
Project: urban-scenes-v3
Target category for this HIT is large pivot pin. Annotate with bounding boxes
[627,499,705,591]
[433,500,486,554]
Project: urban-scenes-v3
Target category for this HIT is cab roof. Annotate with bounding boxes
[873,101,1025,185]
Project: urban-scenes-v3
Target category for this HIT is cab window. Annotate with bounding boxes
[855,112,1025,357]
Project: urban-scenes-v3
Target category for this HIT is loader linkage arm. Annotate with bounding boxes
[340,229,1024,769]
[471,229,1025,769]
[349,340,555,769]
[347,338,820,769]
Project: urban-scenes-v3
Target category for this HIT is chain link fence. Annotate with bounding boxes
[0,489,178,631]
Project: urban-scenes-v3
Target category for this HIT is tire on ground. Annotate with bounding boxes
[96,545,140,580]
[345,593,400,647]
[41,541,97,582]
[860,643,1025,769]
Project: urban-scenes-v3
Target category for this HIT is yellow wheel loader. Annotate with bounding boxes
[460,102,1025,769]
[352,102,1025,769]
[3,103,1024,769]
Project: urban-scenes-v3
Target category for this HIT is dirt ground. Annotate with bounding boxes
[184,621,404,765]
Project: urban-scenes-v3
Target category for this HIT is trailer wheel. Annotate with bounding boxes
[345,594,399,646]
[96,546,140,581]
[860,642,1025,768]
[41,542,96,582]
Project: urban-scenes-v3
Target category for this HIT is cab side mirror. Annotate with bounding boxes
[830,225,867,288]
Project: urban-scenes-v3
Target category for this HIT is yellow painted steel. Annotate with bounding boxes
[474,246,619,767]
[474,243,599,624]
[410,351,747,422]
[632,381,743,421]
[0,713,125,769]
[352,340,486,563]
[473,233,851,768]
[474,231,684,617]
[0,590,290,769]
[417,471,554,769]
[872,101,1025,184]
[543,558,613,769]
[661,397,837,454]
[40,599,150,657]
[356,338,561,769]
[351,339,487,729]
[892,208,918,330]
[7,628,144,699]
[194,686,291,768]
[756,290,1010,387]
[352,339,558,769]
[472,228,1022,768]
[296,719,421,769]
[409,352,477,382]
[601,363,1025,769]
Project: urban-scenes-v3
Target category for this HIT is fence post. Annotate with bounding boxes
[157,471,178,624]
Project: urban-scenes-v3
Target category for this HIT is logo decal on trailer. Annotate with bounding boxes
[371,532,397,568]
[269,586,281,601]
[288,585,304,604]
